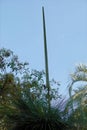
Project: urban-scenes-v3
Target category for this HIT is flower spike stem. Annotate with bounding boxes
[42,6,51,110]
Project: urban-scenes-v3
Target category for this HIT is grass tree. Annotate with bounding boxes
[0,7,69,130]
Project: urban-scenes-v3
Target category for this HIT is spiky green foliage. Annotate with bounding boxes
[0,95,68,130]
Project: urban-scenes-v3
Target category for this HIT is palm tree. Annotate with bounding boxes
[67,64,87,129]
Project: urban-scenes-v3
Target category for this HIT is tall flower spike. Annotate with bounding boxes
[42,6,50,109]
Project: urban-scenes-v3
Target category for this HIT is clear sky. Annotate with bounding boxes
[0,0,87,96]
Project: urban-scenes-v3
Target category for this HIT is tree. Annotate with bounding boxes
[66,64,87,129]
[0,48,28,103]
[0,48,29,129]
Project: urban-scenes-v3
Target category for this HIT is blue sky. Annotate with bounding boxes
[0,0,87,95]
